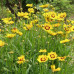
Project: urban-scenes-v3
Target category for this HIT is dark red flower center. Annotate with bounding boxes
[45,26,50,30]
[51,14,55,18]
[65,28,69,31]
[40,58,46,61]
[13,28,17,30]
[19,58,23,61]
[61,57,65,59]
[50,54,55,58]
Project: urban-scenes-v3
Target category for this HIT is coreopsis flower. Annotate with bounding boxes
[58,56,66,61]
[37,55,48,63]
[23,27,28,30]
[42,23,53,31]
[0,29,1,32]
[36,24,42,28]
[48,30,57,36]
[23,16,29,19]
[71,20,74,24]
[39,49,47,53]
[60,39,70,43]
[43,12,50,17]
[28,8,34,13]
[70,26,74,32]
[5,34,16,38]
[67,20,70,23]
[17,31,23,36]
[2,17,14,24]
[51,65,61,72]
[39,4,49,8]
[17,55,25,64]
[0,40,5,47]
[43,12,50,22]
[53,23,61,27]
[2,17,12,21]
[63,24,71,33]
[43,9,49,12]
[48,52,57,60]
[57,12,66,20]
[49,11,57,19]
[30,20,38,24]
[8,21,14,24]
[11,28,19,33]
[26,24,33,30]
[26,4,33,7]
[57,31,63,34]
[17,12,28,17]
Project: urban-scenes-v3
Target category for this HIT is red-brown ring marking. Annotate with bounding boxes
[60,57,65,59]
[45,26,50,30]
[51,14,55,18]
[13,28,17,30]
[40,58,46,61]
[19,58,23,61]
[50,54,55,58]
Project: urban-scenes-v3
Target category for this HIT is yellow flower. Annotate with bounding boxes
[23,27,28,30]
[43,12,50,17]
[5,34,16,38]
[48,30,57,36]
[37,55,48,63]
[43,12,50,22]
[49,11,57,19]
[17,12,28,17]
[0,40,5,47]
[39,49,47,52]
[71,26,74,32]
[42,23,53,31]
[43,9,49,12]
[57,31,63,34]
[51,65,61,72]
[63,24,72,33]
[26,4,33,7]
[53,23,61,27]
[57,12,66,20]
[0,29,1,32]
[2,17,11,21]
[28,8,34,13]
[58,56,66,61]
[8,21,14,24]
[17,32,23,36]
[17,55,25,64]
[48,52,57,60]
[2,17,14,24]
[36,24,42,28]
[30,20,38,24]
[71,20,74,24]
[26,24,33,30]
[67,20,70,23]
[39,4,49,8]
[11,28,19,33]
[60,39,70,43]
[23,16,29,19]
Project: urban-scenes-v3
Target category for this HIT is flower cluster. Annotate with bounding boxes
[37,49,67,72]
[2,17,14,24]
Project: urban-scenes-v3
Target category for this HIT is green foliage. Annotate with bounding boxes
[51,0,72,15]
